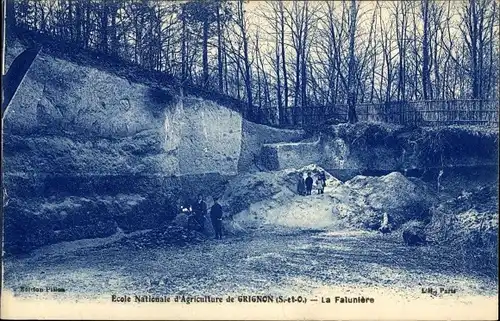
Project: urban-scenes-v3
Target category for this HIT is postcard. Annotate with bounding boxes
[1,0,498,320]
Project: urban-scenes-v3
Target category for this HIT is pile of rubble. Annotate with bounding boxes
[219,164,434,233]
[110,226,207,250]
[426,185,498,248]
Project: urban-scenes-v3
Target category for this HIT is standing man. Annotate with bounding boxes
[192,194,207,232]
[296,173,306,196]
[210,197,223,240]
[319,170,327,187]
[305,172,313,195]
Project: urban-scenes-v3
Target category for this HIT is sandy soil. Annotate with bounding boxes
[3,227,497,304]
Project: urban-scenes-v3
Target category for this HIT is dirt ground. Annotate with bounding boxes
[3,226,497,303]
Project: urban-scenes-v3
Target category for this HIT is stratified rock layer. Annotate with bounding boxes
[2,46,304,253]
[259,123,499,176]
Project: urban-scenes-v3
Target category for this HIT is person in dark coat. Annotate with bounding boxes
[210,197,223,240]
[319,171,327,186]
[192,194,207,232]
[305,172,313,195]
[296,174,306,196]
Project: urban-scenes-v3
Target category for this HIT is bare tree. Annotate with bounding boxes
[394,1,410,101]
[460,0,498,99]
[285,1,316,124]
[347,0,359,123]
[230,0,253,120]
[10,0,500,125]
[421,0,432,100]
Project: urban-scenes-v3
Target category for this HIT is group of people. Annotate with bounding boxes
[297,171,327,196]
[185,194,223,239]
[184,171,328,238]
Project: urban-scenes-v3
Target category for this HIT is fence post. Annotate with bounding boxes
[399,101,404,125]
[445,100,451,124]
[479,99,484,124]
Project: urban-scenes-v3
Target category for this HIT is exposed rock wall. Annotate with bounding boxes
[259,122,499,177]
[259,138,321,171]
[2,47,304,253]
[322,123,499,173]
[238,120,305,172]
[3,48,304,185]
[3,50,249,177]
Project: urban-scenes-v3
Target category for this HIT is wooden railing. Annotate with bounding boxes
[258,99,499,128]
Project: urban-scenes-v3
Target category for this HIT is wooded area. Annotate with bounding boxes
[6,0,499,126]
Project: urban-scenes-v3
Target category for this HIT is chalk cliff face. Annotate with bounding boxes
[3,47,306,178]
[3,51,248,177]
[2,46,304,253]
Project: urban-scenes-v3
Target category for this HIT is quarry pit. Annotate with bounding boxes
[2,42,498,306]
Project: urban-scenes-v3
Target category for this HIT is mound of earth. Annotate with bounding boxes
[220,164,341,215]
[425,185,498,274]
[219,165,434,233]
[426,185,498,243]
[343,172,434,228]
[103,226,207,250]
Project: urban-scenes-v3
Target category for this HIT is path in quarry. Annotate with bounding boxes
[3,224,496,305]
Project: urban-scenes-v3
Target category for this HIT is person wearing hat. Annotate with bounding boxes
[210,197,223,240]
[305,172,313,195]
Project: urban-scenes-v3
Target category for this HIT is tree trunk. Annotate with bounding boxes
[223,38,228,93]
[110,3,118,55]
[275,18,284,125]
[280,2,288,112]
[347,0,358,123]
[396,2,407,101]
[236,56,241,101]
[202,19,209,87]
[294,47,301,109]
[101,2,109,54]
[181,13,187,84]
[84,2,91,48]
[216,5,224,92]
[300,4,309,120]
[238,1,253,120]
[471,0,479,98]
[422,0,431,100]
[243,34,253,121]
[75,1,82,45]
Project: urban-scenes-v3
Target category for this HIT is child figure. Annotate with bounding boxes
[316,176,325,194]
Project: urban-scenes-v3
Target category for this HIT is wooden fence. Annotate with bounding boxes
[259,99,499,128]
